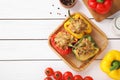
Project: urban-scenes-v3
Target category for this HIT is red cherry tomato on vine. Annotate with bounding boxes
[83,76,93,80]
[45,67,54,76]
[63,71,73,80]
[44,76,52,80]
[73,75,83,80]
[53,71,62,80]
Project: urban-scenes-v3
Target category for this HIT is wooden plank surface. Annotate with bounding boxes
[0,19,120,39]
[0,0,91,18]
[0,0,119,80]
[0,61,112,80]
[0,40,119,60]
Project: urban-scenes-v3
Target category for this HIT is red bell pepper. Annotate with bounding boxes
[88,0,112,14]
[50,34,71,55]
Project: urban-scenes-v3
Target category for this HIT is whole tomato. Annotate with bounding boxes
[63,71,73,80]
[45,67,54,76]
[73,75,83,80]
[83,76,93,80]
[53,71,62,80]
[44,76,52,80]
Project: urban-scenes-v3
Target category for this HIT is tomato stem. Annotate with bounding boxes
[97,0,104,3]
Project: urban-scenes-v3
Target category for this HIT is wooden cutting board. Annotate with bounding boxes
[83,0,120,22]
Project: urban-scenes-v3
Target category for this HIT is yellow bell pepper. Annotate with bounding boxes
[100,50,120,80]
[64,13,92,39]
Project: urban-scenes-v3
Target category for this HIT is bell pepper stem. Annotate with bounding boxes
[68,10,74,21]
[97,0,104,3]
[110,60,120,71]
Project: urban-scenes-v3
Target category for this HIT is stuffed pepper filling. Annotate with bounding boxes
[75,38,97,55]
[72,35,99,61]
[54,31,77,50]
[68,18,88,34]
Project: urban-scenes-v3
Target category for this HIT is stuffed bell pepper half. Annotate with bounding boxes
[64,13,92,39]
[72,35,99,61]
[50,30,78,55]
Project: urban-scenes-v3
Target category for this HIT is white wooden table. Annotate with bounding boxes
[0,0,120,80]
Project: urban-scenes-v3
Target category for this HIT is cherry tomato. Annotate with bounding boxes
[73,75,83,80]
[45,67,54,76]
[63,71,73,80]
[53,71,62,80]
[44,76,52,80]
[83,76,93,80]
